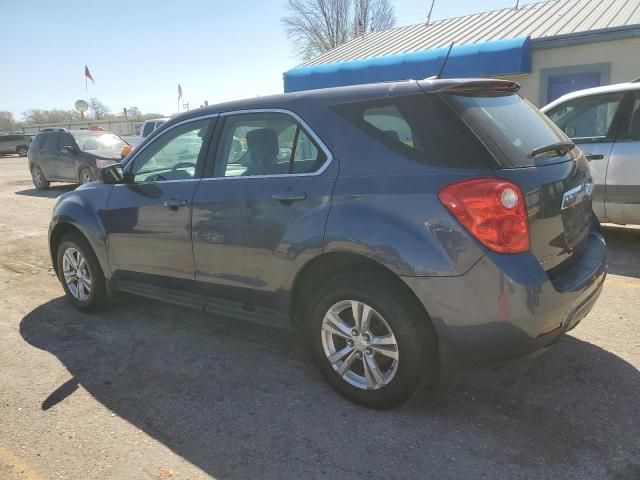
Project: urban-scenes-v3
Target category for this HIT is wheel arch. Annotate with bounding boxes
[50,222,86,276]
[290,251,432,330]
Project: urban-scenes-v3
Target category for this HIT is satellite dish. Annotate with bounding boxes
[75,100,89,113]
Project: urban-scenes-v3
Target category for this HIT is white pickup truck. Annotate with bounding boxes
[125,118,171,147]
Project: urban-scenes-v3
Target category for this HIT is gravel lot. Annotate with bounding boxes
[0,154,638,480]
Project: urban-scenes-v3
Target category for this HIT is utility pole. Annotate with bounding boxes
[426,0,436,25]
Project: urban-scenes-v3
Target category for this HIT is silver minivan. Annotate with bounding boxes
[543,80,640,225]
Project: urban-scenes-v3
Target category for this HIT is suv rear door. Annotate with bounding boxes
[191,110,337,316]
[604,90,640,224]
[545,92,626,221]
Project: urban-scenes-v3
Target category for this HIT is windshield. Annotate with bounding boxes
[72,132,127,152]
[444,93,570,167]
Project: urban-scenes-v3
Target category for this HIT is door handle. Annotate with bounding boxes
[272,191,307,203]
[163,197,188,209]
[585,153,604,161]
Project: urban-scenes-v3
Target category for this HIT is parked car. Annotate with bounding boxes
[0,133,32,156]
[139,118,170,138]
[28,129,129,189]
[49,78,606,408]
[542,79,640,225]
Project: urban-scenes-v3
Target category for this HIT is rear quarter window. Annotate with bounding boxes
[332,94,494,168]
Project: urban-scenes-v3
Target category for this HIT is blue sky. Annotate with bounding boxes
[0,0,539,119]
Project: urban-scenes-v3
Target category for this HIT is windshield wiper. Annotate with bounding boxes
[530,140,576,159]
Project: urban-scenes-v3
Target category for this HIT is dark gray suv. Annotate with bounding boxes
[28,129,128,189]
[48,79,607,408]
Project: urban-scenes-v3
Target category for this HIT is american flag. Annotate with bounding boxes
[85,65,95,84]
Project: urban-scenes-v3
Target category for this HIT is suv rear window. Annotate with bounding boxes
[332,94,493,168]
[444,93,569,167]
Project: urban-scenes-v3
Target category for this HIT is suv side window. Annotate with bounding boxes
[618,93,640,141]
[546,93,624,143]
[40,133,59,152]
[131,118,212,182]
[215,112,325,177]
[142,122,155,137]
[333,94,491,167]
[59,133,77,150]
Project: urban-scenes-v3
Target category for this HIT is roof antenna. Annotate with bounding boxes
[514,0,520,8]
[426,0,436,25]
[435,41,454,79]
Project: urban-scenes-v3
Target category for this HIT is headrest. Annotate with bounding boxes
[246,128,279,164]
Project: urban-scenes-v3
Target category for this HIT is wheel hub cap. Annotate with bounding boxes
[62,247,92,302]
[321,300,399,391]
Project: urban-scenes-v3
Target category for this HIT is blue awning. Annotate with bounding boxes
[283,37,531,93]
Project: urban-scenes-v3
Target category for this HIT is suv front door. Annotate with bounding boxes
[191,111,337,316]
[546,92,625,220]
[604,91,640,224]
[104,117,216,284]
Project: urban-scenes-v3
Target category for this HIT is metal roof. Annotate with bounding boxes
[302,0,640,66]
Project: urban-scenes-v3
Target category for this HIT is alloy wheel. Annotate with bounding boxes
[321,300,399,390]
[81,171,93,184]
[62,247,92,302]
[33,168,44,187]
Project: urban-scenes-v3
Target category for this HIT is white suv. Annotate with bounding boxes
[543,79,640,225]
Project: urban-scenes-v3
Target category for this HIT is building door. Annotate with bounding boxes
[547,72,601,104]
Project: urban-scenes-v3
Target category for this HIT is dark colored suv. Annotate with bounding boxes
[49,79,606,408]
[0,133,32,156]
[28,129,129,189]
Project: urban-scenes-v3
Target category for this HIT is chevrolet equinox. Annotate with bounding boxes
[49,79,607,408]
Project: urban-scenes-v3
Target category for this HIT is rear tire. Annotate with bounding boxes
[79,167,95,185]
[17,146,28,156]
[56,232,107,311]
[307,271,437,409]
[31,165,50,190]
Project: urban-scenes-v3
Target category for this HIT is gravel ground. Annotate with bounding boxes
[0,154,638,480]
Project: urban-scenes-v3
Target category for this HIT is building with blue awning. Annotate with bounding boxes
[283,0,640,107]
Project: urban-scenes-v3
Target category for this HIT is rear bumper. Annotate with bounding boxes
[402,221,607,370]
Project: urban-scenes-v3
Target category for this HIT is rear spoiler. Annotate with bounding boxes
[419,79,521,94]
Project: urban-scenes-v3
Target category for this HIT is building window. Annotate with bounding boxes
[540,63,611,106]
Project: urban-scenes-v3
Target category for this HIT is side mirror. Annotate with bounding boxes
[63,145,79,154]
[98,163,125,184]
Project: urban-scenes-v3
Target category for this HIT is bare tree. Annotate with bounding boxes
[283,0,351,61]
[22,109,81,124]
[355,0,395,33]
[283,0,394,61]
[88,98,110,120]
[0,111,16,131]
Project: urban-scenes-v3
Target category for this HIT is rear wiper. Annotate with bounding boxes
[530,140,576,159]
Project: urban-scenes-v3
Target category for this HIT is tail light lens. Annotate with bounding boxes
[438,178,530,254]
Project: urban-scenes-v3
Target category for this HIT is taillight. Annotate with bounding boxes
[438,178,530,254]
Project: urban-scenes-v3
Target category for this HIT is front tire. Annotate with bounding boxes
[56,232,107,311]
[307,272,437,409]
[79,167,95,185]
[31,165,50,190]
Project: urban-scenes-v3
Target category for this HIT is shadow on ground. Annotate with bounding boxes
[20,296,640,479]
[15,184,75,198]
[603,225,640,279]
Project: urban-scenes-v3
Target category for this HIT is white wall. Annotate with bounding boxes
[502,37,640,106]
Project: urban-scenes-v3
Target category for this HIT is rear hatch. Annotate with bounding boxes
[432,81,593,271]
